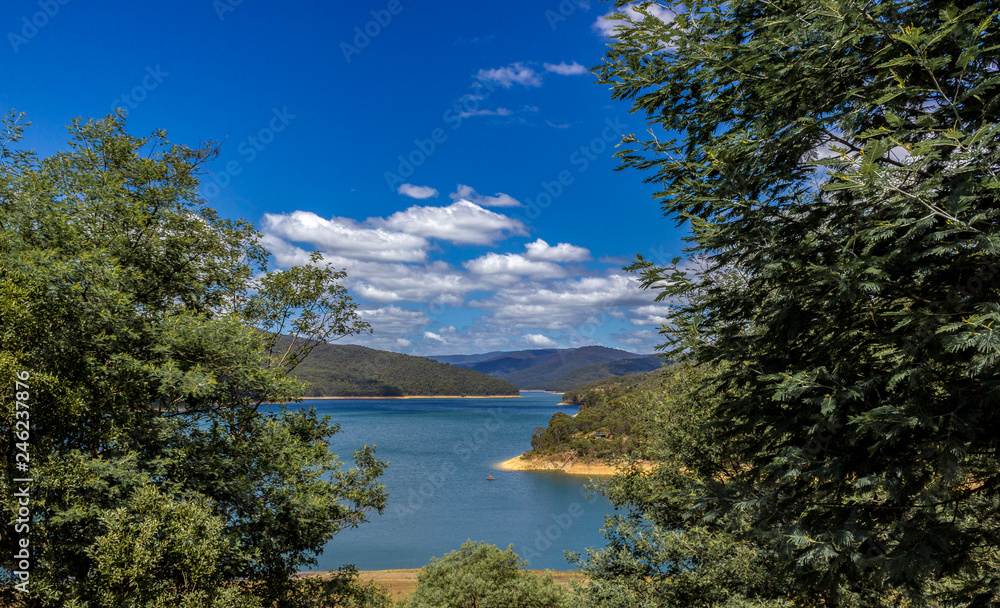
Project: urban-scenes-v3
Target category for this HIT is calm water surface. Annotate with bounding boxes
[293,392,615,571]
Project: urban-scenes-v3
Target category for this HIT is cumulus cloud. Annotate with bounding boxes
[358,305,430,335]
[450,184,522,208]
[593,3,675,38]
[377,201,528,245]
[524,238,591,262]
[544,61,588,76]
[423,331,446,342]
[472,273,654,330]
[464,252,567,280]
[524,333,558,347]
[262,211,428,263]
[475,62,542,88]
[334,258,480,305]
[397,183,439,199]
[260,233,317,268]
[628,304,672,327]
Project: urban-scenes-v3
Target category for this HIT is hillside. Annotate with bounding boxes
[519,366,674,464]
[429,346,659,390]
[561,369,664,405]
[544,355,663,391]
[279,339,519,397]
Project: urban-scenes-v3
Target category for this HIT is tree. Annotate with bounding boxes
[402,541,572,608]
[0,112,388,607]
[599,0,1000,605]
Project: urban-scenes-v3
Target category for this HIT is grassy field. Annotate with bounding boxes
[357,569,587,602]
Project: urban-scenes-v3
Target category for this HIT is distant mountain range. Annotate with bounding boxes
[281,339,519,397]
[429,346,663,390]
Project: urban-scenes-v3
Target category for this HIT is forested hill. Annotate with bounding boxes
[561,370,663,406]
[429,346,662,390]
[526,369,668,462]
[278,339,520,397]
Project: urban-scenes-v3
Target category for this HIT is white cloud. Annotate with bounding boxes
[546,121,570,129]
[377,201,528,245]
[471,273,654,330]
[628,304,672,327]
[475,62,542,88]
[593,3,675,38]
[358,305,430,335]
[612,329,661,352]
[524,333,557,347]
[450,184,522,208]
[339,259,479,305]
[464,252,567,280]
[260,233,316,268]
[397,183,439,199]
[423,331,446,342]
[458,108,513,119]
[544,61,588,76]
[262,211,428,263]
[524,238,591,262]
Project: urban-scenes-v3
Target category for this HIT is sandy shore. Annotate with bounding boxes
[497,453,621,476]
[354,569,584,601]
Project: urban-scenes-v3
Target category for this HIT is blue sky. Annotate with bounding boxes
[2,0,687,355]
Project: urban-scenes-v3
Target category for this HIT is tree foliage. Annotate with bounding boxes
[599,0,1000,605]
[402,541,572,608]
[0,112,387,607]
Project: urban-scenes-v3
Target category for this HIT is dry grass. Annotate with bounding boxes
[357,569,587,602]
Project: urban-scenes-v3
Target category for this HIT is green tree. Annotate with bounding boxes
[0,112,388,607]
[403,541,572,608]
[570,364,792,608]
[599,0,1000,605]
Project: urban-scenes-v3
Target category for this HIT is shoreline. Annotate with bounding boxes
[297,394,522,400]
[497,453,620,476]
[303,569,584,602]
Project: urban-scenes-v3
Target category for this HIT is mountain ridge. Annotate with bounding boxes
[427,346,661,390]
[278,338,519,397]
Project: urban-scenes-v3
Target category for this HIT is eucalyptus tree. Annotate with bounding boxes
[593,0,1000,605]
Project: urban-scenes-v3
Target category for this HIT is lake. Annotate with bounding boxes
[293,392,615,572]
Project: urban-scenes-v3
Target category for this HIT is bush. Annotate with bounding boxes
[403,541,572,608]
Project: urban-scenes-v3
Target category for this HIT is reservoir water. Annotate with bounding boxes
[294,391,614,572]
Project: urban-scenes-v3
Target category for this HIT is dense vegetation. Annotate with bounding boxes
[435,346,660,390]
[525,370,664,461]
[560,369,662,406]
[275,337,520,397]
[540,355,662,391]
[0,113,390,607]
[580,0,1000,606]
[401,542,571,608]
